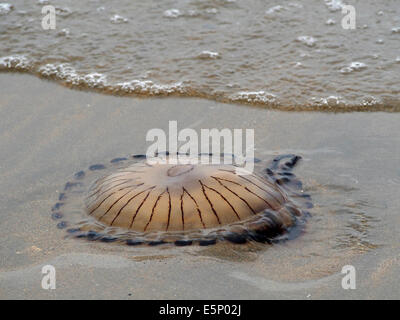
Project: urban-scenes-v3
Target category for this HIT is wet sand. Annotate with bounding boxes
[0,74,399,299]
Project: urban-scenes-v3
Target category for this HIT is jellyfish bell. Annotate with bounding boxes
[52,154,311,245]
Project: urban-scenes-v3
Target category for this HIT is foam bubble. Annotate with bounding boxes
[39,64,108,88]
[296,36,317,47]
[116,80,185,95]
[57,28,70,37]
[205,8,218,14]
[324,0,344,12]
[288,3,303,9]
[326,19,336,25]
[55,7,72,17]
[83,73,107,88]
[231,91,277,104]
[0,55,30,70]
[163,9,182,19]
[197,51,220,59]
[391,27,400,34]
[265,5,285,15]
[37,62,188,94]
[340,62,367,74]
[39,63,81,84]
[361,96,382,106]
[311,95,345,108]
[186,10,200,17]
[110,14,128,24]
[0,3,13,14]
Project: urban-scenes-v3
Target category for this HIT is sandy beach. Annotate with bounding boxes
[0,73,399,299]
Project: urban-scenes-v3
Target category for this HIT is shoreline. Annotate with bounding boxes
[1,71,399,113]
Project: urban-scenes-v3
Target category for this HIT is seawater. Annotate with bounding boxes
[1,0,400,111]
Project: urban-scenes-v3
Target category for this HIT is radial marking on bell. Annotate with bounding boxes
[129,188,154,228]
[211,176,256,214]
